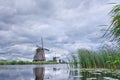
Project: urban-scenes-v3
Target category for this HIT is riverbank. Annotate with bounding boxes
[0,60,66,65]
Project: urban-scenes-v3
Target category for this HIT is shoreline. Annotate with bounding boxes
[0,61,67,65]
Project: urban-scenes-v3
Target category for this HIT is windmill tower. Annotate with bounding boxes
[33,37,49,62]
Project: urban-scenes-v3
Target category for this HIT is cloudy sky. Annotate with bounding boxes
[0,0,120,61]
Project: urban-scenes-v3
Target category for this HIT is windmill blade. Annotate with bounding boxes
[41,37,49,51]
[36,45,40,47]
[41,37,44,49]
[43,48,49,51]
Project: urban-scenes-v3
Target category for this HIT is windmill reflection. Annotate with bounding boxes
[34,67,45,80]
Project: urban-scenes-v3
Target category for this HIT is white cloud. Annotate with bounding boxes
[0,0,119,61]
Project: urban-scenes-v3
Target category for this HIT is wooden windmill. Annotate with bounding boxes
[33,37,49,62]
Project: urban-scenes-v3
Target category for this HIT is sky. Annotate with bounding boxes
[0,0,120,61]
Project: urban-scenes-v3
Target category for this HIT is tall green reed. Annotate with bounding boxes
[70,48,120,69]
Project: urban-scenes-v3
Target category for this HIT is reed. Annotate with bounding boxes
[70,48,120,69]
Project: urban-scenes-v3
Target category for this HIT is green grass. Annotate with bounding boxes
[69,48,120,69]
[0,60,60,65]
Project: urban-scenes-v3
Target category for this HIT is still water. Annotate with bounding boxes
[0,64,119,80]
[0,64,69,80]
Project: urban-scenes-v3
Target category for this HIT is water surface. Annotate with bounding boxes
[0,64,69,80]
[0,64,119,80]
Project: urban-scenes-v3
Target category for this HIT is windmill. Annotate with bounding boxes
[33,37,49,62]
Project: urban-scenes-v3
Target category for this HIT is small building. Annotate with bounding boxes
[53,57,60,63]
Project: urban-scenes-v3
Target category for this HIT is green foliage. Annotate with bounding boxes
[70,48,120,69]
[71,54,78,68]
[108,4,120,42]
[0,60,58,65]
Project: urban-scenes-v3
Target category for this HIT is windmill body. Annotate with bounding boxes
[33,47,45,61]
[33,38,49,62]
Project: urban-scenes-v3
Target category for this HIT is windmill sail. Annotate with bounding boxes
[41,37,45,61]
[41,37,44,49]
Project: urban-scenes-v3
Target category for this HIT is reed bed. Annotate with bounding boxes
[70,48,120,69]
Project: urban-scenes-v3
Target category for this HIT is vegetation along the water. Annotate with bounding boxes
[69,4,120,71]
[70,48,120,70]
[0,60,65,65]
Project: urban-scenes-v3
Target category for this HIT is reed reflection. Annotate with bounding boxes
[33,67,45,80]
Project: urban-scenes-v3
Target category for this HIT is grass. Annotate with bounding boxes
[0,60,60,65]
[69,48,120,69]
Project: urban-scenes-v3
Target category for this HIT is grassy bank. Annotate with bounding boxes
[70,48,120,69]
[0,60,61,65]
